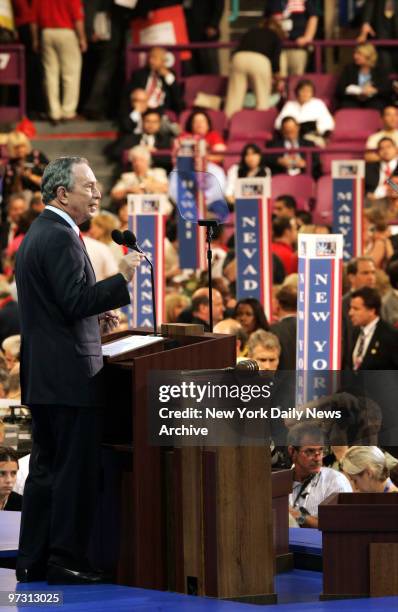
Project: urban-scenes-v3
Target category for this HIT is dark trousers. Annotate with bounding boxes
[18,404,104,571]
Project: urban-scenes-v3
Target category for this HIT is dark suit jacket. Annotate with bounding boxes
[15,209,130,407]
[365,161,398,194]
[124,66,183,115]
[4,491,22,511]
[362,0,398,36]
[265,136,321,179]
[336,63,391,110]
[0,299,20,345]
[349,319,398,370]
[184,0,225,39]
[271,315,297,371]
[341,291,354,370]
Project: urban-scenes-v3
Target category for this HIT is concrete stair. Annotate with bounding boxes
[31,120,119,208]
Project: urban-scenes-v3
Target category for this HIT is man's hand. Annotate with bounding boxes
[99,310,120,335]
[357,23,375,43]
[289,506,300,521]
[118,251,144,282]
[296,36,310,47]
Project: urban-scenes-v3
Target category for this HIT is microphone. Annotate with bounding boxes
[111,229,124,245]
[111,229,158,336]
[123,230,140,252]
[184,359,260,376]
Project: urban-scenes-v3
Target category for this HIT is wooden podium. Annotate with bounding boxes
[272,470,293,572]
[319,492,398,599]
[95,330,276,603]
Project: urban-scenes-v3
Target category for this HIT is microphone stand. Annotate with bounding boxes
[198,219,218,333]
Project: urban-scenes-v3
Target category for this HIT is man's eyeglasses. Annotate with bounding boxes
[296,447,325,458]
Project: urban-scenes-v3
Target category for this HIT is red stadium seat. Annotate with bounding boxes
[179,108,227,135]
[228,109,278,142]
[330,109,381,142]
[313,175,333,225]
[271,174,315,211]
[320,142,364,174]
[183,75,228,108]
[287,73,338,109]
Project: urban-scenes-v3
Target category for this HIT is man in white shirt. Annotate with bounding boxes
[288,422,352,528]
[365,106,398,162]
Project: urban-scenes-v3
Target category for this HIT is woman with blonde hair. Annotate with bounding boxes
[336,44,390,110]
[89,212,124,264]
[341,446,398,493]
[165,293,191,323]
[4,131,49,199]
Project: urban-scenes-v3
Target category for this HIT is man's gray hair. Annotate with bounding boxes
[41,156,88,205]
[287,422,325,448]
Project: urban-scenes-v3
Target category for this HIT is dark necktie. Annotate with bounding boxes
[354,329,365,370]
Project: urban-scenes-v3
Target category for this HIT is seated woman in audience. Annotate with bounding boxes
[234,298,269,338]
[336,44,391,110]
[111,146,169,202]
[342,446,398,493]
[224,17,283,118]
[3,209,40,279]
[115,199,129,233]
[225,143,269,204]
[363,207,394,270]
[89,212,124,265]
[275,79,335,146]
[180,110,226,164]
[247,329,281,371]
[165,293,191,323]
[4,131,49,200]
[0,447,22,511]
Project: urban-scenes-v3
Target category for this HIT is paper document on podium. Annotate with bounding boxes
[102,335,164,357]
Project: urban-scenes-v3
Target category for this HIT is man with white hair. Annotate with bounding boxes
[2,335,21,372]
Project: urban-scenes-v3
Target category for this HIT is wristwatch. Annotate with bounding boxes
[297,513,306,527]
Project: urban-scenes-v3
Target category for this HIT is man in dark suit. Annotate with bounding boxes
[184,0,225,74]
[271,286,297,370]
[15,157,142,585]
[358,0,398,72]
[347,286,398,447]
[122,46,182,117]
[108,108,174,171]
[348,286,398,370]
[341,256,376,369]
[0,193,28,254]
[365,137,398,202]
[266,117,321,179]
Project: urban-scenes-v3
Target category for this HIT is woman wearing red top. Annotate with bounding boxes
[181,110,226,164]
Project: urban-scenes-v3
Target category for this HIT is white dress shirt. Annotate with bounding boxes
[290,467,352,518]
[374,159,398,199]
[46,205,79,236]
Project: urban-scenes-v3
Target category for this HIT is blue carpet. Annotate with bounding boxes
[1,568,397,612]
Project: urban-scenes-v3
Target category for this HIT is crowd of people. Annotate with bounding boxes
[1,1,398,529]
